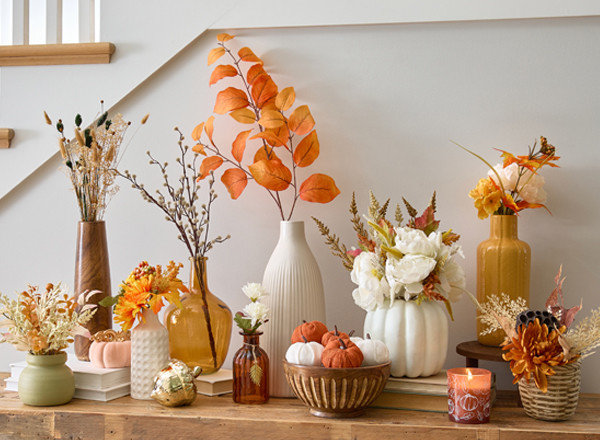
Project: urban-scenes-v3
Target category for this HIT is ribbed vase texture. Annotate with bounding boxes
[477,215,530,346]
[131,309,170,400]
[262,221,326,397]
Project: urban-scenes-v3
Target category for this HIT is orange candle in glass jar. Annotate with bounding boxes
[447,368,491,424]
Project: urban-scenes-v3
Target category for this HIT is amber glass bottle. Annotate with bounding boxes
[165,257,232,374]
[477,215,530,346]
[233,332,269,404]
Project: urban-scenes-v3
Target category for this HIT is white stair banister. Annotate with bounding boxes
[11,0,29,45]
[45,0,63,44]
[77,0,94,43]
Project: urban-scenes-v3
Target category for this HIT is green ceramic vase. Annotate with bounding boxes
[18,352,75,406]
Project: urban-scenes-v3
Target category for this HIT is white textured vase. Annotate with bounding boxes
[364,299,448,378]
[131,308,170,400]
[262,221,326,397]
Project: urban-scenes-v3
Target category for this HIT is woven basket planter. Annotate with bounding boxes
[518,359,581,421]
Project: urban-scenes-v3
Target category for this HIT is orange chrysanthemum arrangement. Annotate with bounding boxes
[102,261,187,332]
[476,267,600,393]
[191,34,340,220]
[456,136,559,219]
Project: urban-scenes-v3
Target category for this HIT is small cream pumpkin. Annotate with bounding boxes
[285,336,324,366]
[354,334,390,366]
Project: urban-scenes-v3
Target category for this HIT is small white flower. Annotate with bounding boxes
[242,283,268,302]
[243,302,269,327]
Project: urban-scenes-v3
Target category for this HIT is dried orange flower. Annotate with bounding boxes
[502,319,578,393]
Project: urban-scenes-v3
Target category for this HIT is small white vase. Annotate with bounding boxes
[364,299,448,378]
[131,308,170,400]
[262,221,326,397]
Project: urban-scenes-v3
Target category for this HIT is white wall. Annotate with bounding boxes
[2,16,600,394]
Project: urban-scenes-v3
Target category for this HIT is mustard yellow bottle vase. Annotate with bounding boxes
[165,257,232,374]
[477,215,530,346]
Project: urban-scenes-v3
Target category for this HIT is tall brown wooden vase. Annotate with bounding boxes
[74,221,112,361]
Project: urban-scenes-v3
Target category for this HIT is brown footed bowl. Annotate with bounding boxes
[283,360,391,418]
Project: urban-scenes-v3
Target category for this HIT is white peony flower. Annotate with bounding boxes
[518,172,547,204]
[243,301,269,327]
[350,252,390,311]
[488,163,547,204]
[352,282,387,311]
[489,163,519,191]
[437,257,466,303]
[242,282,268,302]
[393,227,441,258]
[386,254,437,285]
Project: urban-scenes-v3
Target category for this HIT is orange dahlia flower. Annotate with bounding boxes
[502,319,577,393]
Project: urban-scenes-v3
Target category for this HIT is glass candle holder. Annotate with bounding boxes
[447,368,491,424]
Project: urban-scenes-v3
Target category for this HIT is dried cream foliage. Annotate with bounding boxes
[564,307,600,359]
[0,284,96,355]
[478,293,527,336]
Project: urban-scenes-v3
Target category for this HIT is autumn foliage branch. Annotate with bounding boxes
[191,34,340,220]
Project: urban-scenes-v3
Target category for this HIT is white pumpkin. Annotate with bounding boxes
[355,334,390,366]
[364,299,448,377]
[285,340,324,366]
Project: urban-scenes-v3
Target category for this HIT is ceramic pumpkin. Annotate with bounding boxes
[291,320,328,343]
[89,329,132,369]
[354,334,390,366]
[364,299,447,377]
[321,325,350,346]
[321,338,363,368]
[285,336,324,366]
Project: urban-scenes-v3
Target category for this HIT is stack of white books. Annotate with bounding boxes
[4,356,131,402]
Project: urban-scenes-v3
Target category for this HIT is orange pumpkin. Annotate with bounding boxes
[291,320,328,343]
[321,338,364,368]
[321,325,350,345]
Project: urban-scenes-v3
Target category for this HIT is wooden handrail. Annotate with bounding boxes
[0,42,115,66]
[0,129,15,149]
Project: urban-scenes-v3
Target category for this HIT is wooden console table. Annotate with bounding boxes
[1,373,599,439]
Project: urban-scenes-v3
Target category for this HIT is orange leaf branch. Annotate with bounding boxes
[196,37,339,220]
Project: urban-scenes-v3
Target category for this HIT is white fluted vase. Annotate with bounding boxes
[131,308,170,400]
[262,221,326,397]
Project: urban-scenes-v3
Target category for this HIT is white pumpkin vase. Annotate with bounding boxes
[262,221,326,397]
[131,308,170,400]
[364,299,448,377]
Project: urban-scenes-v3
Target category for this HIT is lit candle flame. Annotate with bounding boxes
[467,369,473,380]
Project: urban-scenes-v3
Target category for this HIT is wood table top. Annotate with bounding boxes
[1,373,599,439]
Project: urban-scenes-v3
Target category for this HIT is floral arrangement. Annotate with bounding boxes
[476,267,600,392]
[45,107,148,221]
[314,192,465,317]
[234,283,269,385]
[0,284,97,355]
[118,129,231,367]
[234,283,270,335]
[457,136,559,219]
[191,33,340,220]
[101,261,187,332]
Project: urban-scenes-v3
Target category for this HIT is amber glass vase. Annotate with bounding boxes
[233,332,269,404]
[165,257,232,374]
[477,215,530,346]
